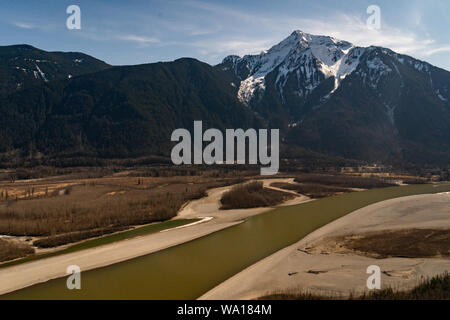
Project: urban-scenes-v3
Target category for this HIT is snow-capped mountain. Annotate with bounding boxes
[220,30,449,110]
[221,31,364,104]
[219,30,450,164]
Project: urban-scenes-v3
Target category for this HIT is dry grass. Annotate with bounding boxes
[271,182,350,198]
[0,238,34,262]
[220,181,293,210]
[401,178,427,184]
[338,229,450,259]
[0,184,181,236]
[269,173,394,198]
[358,272,450,300]
[259,273,450,300]
[294,174,395,189]
[0,175,242,247]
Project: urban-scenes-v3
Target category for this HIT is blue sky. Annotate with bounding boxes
[1,0,449,70]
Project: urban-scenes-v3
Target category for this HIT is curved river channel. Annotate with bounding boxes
[3,183,450,299]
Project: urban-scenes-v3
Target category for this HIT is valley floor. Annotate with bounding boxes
[0,178,309,296]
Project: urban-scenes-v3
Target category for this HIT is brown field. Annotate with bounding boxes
[269,172,395,198]
[220,181,294,210]
[294,173,395,189]
[337,229,450,259]
[0,172,244,248]
[270,182,350,198]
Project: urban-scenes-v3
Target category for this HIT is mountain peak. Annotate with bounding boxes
[287,30,351,47]
[8,44,36,50]
[290,29,306,37]
[221,31,360,104]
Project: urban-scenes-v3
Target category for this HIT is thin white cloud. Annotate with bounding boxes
[117,34,160,46]
[58,0,447,68]
[188,28,221,37]
[13,22,34,29]
[294,14,447,60]
[173,6,444,63]
[183,0,270,24]
[192,39,273,56]
[423,46,450,56]
[155,18,223,37]
[266,14,434,56]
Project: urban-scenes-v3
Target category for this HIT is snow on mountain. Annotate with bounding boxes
[437,89,448,102]
[357,53,393,89]
[223,30,366,105]
[238,75,266,104]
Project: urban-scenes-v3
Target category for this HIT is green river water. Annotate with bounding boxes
[2,183,449,299]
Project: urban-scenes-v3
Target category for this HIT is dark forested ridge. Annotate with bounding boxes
[0,41,449,167]
[0,44,110,96]
[0,57,260,162]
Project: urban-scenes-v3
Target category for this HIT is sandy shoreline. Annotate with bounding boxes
[0,178,308,296]
[200,192,450,299]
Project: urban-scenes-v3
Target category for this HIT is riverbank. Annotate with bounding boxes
[201,192,450,299]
